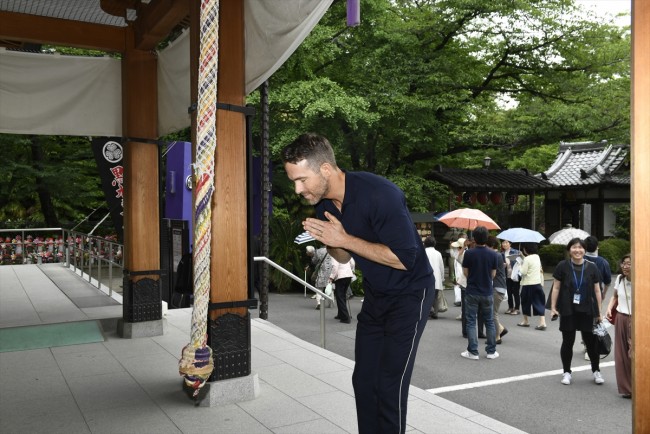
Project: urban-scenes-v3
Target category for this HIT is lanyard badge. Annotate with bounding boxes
[572,262,585,304]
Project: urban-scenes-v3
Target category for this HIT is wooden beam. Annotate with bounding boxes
[133,0,189,50]
[0,11,126,52]
[632,0,650,429]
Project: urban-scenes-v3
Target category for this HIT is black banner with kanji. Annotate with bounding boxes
[91,137,124,241]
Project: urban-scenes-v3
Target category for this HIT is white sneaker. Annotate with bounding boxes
[486,351,499,360]
[561,372,572,385]
[584,351,590,361]
[461,351,479,360]
[593,371,605,385]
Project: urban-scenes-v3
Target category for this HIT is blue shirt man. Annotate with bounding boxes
[282,133,434,434]
[461,226,499,360]
[584,236,612,297]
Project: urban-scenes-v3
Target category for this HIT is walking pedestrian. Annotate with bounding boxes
[502,239,521,315]
[605,253,633,398]
[517,243,547,330]
[450,237,468,336]
[488,236,508,343]
[330,255,355,323]
[460,226,499,360]
[424,236,445,319]
[307,245,333,310]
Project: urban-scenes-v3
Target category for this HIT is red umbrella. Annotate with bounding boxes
[438,208,500,231]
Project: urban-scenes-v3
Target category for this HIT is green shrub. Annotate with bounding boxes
[539,244,566,270]
[268,216,311,293]
[598,238,631,273]
[351,268,364,296]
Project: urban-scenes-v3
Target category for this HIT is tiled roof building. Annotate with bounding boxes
[429,167,553,193]
[428,166,553,230]
[426,141,629,239]
[540,140,630,188]
[541,141,629,239]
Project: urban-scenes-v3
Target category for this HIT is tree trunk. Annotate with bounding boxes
[29,136,60,227]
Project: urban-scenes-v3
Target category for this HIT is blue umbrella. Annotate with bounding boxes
[497,228,545,243]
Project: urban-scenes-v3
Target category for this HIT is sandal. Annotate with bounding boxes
[535,325,547,331]
[517,322,530,327]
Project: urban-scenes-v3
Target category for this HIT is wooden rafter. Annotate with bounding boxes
[0,11,126,52]
[133,0,189,50]
[0,0,188,53]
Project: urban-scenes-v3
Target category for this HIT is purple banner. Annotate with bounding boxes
[347,0,360,27]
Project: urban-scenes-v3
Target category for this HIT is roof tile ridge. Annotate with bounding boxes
[601,147,624,173]
[543,147,572,179]
[583,145,613,176]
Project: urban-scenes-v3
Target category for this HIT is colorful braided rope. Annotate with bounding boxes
[178,0,218,397]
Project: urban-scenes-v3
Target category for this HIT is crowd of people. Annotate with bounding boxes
[440,231,630,397]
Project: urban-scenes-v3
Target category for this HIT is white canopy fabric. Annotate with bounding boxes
[0,0,333,137]
[0,50,122,136]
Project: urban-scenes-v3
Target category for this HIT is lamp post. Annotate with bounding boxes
[483,156,492,169]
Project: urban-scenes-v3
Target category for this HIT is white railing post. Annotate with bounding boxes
[253,256,334,349]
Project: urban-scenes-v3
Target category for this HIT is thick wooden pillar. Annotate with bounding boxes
[211,0,248,315]
[632,0,650,429]
[208,0,250,381]
[121,26,162,325]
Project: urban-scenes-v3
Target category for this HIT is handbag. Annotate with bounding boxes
[437,291,448,313]
[324,282,333,297]
[593,322,612,358]
[598,332,612,358]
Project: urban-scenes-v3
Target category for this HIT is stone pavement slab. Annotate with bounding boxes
[0,264,526,433]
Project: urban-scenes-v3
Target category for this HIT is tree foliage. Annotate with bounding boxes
[0,1,631,276]
[0,134,105,229]
[253,0,630,214]
[611,204,630,240]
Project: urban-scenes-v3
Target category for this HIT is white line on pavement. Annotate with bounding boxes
[426,361,615,394]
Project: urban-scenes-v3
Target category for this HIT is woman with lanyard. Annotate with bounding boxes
[605,253,633,398]
[549,237,603,386]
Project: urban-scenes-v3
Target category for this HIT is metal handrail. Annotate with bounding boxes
[254,256,334,349]
[64,230,123,298]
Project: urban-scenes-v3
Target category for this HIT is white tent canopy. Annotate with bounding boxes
[0,0,333,137]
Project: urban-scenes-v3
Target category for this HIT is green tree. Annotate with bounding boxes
[0,134,105,229]
[255,0,629,210]
[249,0,630,283]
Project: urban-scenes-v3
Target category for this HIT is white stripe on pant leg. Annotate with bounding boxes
[398,287,427,434]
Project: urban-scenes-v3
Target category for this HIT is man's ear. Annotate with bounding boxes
[320,162,333,177]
